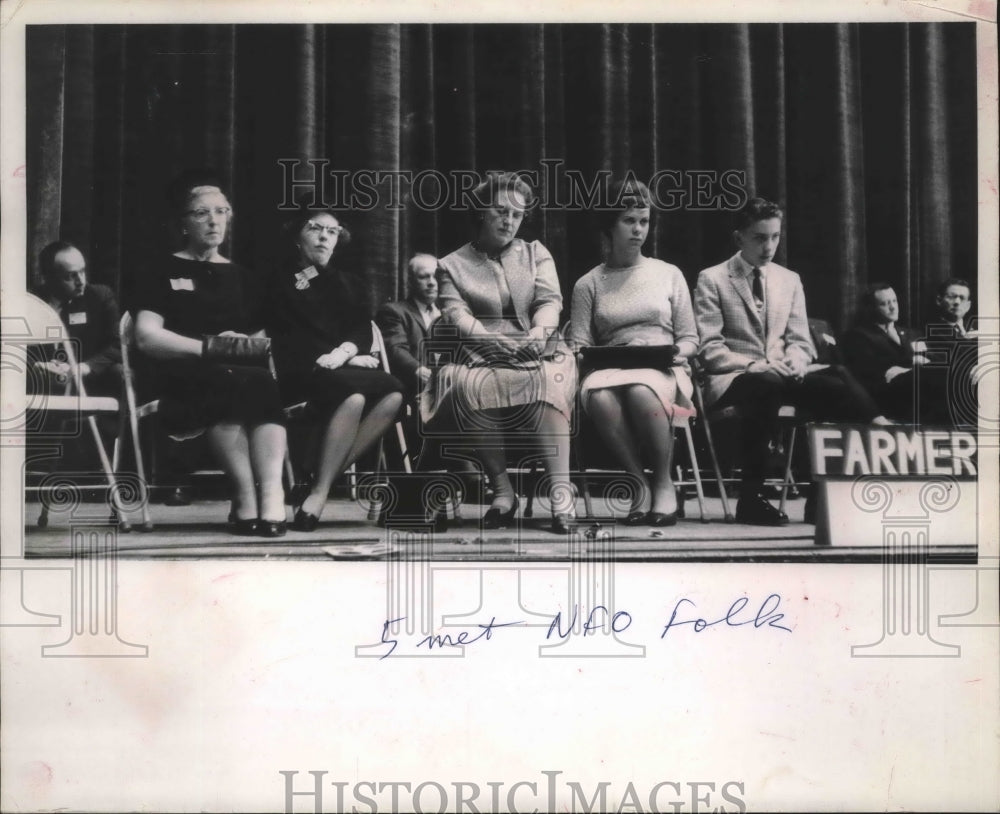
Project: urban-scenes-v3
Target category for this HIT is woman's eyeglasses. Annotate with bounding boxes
[186,207,232,222]
[304,221,344,237]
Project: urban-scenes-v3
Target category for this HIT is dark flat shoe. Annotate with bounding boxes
[624,510,647,526]
[646,511,678,527]
[483,497,519,530]
[292,509,320,532]
[735,494,789,527]
[229,518,261,536]
[258,520,287,538]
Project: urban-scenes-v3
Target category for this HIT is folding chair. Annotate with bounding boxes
[116,312,296,530]
[22,294,131,530]
[281,322,417,516]
[573,388,710,523]
[689,359,798,522]
[111,311,160,531]
[371,320,413,476]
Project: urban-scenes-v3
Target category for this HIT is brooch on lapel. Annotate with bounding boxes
[294,266,319,290]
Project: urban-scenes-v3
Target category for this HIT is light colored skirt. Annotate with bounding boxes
[579,366,696,421]
[420,349,577,430]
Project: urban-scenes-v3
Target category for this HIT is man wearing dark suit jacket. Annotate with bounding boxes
[920,278,978,427]
[694,198,884,525]
[843,283,951,425]
[376,253,441,399]
[376,254,484,487]
[32,240,121,397]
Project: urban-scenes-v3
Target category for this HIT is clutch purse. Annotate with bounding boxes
[579,344,679,371]
[201,334,272,367]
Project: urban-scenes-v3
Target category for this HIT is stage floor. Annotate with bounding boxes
[22,495,976,562]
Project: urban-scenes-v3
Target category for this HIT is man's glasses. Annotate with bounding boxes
[186,207,232,222]
[304,221,344,238]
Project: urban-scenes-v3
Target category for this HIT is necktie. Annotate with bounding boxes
[751,267,764,306]
[886,323,900,344]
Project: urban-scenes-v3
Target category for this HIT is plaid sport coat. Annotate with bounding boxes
[693,253,816,406]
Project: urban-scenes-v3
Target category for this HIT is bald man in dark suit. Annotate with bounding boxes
[843,283,951,425]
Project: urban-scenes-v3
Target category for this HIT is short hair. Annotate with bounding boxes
[282,201,352,257]
[859,281,897,322]
[403,253,438,296]
[166,168,228,219]
[466,172,535,231]
[39,240,81,279]
[597,177,654,237]
[936,278,972,298]
[406,253,437,282]
[733,197,784,232]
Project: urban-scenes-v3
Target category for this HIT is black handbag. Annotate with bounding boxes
[579,344,679,373]
[201,335,272,367]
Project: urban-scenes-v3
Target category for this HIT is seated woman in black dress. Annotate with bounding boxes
[267,206,404,531]
[134,174,288,536]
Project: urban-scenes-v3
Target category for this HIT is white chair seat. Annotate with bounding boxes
[30,394,120,414]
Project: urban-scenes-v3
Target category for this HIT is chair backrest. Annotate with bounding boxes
[119,311,138,386]
[19,293,88,398]
[371,320,392,375]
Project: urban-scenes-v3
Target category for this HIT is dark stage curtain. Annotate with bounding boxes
[26,22,977,333]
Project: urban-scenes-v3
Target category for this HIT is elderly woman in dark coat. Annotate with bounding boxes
[267,206,404,531]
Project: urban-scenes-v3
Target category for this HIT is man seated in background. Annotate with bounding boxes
[376,253,441,408]
[843,283,951,426]
[28,240,122,473]
[32,240,121,397]
[694,198,887,526]
[920,278,978,428]
[375,254,483,493]
[928,278,975,339]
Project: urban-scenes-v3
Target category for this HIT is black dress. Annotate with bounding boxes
[132,255,285,434]
[267,265,403,413]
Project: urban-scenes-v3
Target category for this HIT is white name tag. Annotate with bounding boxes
[822,333,836,345]
[170,278,195,291]
[68,311,87,325]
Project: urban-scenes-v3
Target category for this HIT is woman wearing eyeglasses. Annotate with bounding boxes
[426,172,577,534]
[267,205,404,531]
[133,171,289,536]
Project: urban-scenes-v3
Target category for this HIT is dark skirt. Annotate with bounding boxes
[282,366,404,415]
[156,360,286,436]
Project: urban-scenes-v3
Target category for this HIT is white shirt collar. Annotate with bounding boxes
[736,254,768,278]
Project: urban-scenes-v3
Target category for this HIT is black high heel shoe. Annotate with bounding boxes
[482,497,519,530]
[258,519,288,538]
[292,508,320,532]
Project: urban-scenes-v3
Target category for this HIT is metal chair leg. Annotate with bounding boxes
[682,423,708,522]
[779,425,797,516]
[86,414,131,533]
[698,410,734,522]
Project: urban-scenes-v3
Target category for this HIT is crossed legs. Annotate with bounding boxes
[299,391,404,520]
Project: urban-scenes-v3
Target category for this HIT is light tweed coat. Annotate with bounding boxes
[693,253,816,407]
